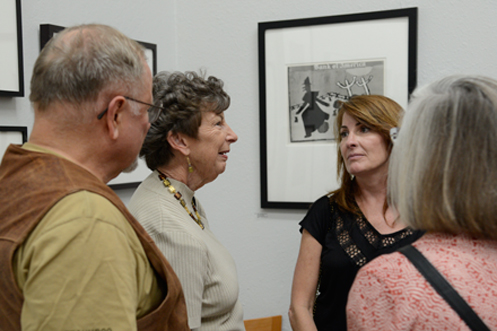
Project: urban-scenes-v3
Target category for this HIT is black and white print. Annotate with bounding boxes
[288,59,385,142]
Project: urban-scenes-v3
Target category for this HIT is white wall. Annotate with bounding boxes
[2,1,497,330]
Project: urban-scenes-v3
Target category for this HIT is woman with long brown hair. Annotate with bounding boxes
[289,95,424,331]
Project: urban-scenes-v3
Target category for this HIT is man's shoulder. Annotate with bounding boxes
[43,190,132,234]
[17,190,145,276]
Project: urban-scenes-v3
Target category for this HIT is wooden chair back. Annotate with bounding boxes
[243,315,282,331]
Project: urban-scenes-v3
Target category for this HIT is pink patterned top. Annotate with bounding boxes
[346,233,497,330]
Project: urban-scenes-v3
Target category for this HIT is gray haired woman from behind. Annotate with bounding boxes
[347,75,497,330]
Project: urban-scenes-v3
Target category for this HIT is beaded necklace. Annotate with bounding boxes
[158,172,204,229]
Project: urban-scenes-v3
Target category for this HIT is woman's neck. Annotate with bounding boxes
[354,170,388,201]
[353,168,405,234]
[156,163,204,192]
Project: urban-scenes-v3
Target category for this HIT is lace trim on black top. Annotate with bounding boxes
[332,199,415,267]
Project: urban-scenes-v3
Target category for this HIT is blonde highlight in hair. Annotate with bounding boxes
[389,75,497,240]
[330,95,403,213]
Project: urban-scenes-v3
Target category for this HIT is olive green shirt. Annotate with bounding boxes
[13,143,163,331]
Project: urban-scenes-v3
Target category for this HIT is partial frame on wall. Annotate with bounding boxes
[39,24,158,75]
[39,24,158,189]
[0,0,25,97]
[0,126,27,159]
[138,41,157,76]
[259,8,418,209]
[39,24,64,51]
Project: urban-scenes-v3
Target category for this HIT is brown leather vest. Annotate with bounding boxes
[0,145,189,330]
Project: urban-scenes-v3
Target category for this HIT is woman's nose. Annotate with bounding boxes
[226,124,238,143]
[345,132,357,147]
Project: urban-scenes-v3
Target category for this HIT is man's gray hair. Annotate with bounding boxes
[30,24,145,114]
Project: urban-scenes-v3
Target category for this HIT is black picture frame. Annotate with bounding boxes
[39,24,65,51]
[259,8,418,209]
[39,24,157,75]
[0,126,28,158]
[138,40,157,76]
[0,0,25,97]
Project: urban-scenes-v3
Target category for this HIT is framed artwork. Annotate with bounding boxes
[0,126,27,159]
[0,0,25,97]
[259,8,417,209]
[39,24,157,75]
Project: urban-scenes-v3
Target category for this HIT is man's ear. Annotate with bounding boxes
[103,96,126,140]
[166,131,191,156]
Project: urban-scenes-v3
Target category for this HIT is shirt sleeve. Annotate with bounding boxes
[15,191,161,331]
[299,195,331,245]
[151,230,208,330]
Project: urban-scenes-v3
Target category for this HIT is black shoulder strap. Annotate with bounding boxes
[399,245,490,331]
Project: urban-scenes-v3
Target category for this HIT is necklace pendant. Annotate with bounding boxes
[159,172,204,230]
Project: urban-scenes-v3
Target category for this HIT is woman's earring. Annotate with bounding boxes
[186,156,194,173]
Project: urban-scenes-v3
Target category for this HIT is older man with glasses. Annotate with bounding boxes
[0,24,188,331]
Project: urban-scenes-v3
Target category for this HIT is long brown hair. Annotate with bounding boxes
[330,95,402,214]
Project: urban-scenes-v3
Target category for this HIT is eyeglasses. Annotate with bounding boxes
[97,96,165,123]
[390,127,399,144]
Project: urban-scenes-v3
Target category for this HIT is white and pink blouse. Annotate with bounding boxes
[347,232,497,330]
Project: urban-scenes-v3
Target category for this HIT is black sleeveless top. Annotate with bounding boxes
[299,194,424,331]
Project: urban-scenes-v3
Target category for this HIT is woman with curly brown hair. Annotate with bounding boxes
[128,71,243,331]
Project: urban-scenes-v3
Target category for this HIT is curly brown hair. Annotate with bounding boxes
[140,71,230,170]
